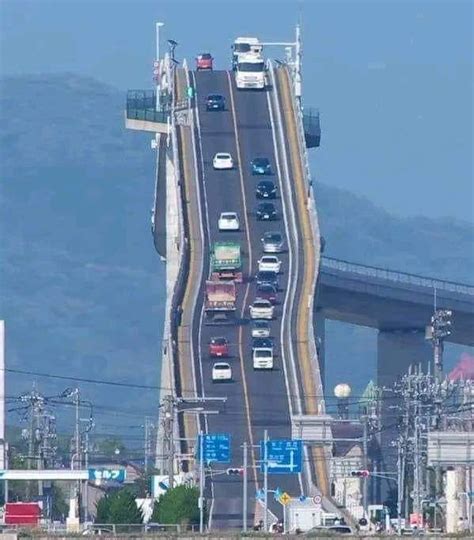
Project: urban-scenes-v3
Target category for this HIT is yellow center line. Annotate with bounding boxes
[278,68,329,496]
[226,71,259,488]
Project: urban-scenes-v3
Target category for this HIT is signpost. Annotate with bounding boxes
[196,432,231,533]
[260,438,303,474]
[197,433,231,463]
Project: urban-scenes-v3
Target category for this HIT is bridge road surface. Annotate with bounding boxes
[192,69,300,529]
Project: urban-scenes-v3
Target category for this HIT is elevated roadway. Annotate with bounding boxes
[191,69,302,528]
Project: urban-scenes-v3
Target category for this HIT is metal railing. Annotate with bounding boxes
[302,107,321,148]
[321,256,474,296]
[126,89,169,123]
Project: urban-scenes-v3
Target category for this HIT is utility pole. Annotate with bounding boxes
[144,416,154,472]
[362,417,368,514]
[397,436,403,535]
[427,309,453,380]
[263,429,269,532]
[243,441,248,532]
[162,396,175,488]
[199,430,204,534]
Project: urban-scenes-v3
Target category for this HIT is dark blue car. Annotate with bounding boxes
[206,94,225,111]
[251,157,271,175]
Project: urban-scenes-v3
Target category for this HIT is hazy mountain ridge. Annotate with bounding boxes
[0,74,472,427]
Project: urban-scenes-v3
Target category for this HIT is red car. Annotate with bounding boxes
[209,337,229,357]
[196,53,213,71]
[256,283,278,304]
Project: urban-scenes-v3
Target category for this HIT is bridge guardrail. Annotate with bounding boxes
[126,89,170,123]
[286,66,326,416]
[322,256,474,296]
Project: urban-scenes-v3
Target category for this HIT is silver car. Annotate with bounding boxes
[261,231,284,253]
[251,321,271,338]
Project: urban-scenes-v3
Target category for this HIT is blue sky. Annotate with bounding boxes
[1,0,472,221]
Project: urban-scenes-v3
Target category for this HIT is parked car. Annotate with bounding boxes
[251,157,271,175]
[218,212,239,231]
[249,299,274,320]
[209,337,229,357]
[196,53,213,71]
[258,255,281,273]
[213,152,233,170]
[261,231,284,253]
[206,94,225,111]
[212,362,232,382]
[251,320,271,338]
[256,180,277,199]
[256,270,278,288]
[255,283,277,304]
[256,202,277,221]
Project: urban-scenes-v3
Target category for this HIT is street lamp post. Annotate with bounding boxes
[155,22,164,111]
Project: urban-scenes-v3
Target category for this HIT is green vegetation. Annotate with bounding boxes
[95,488,143,524]
[151,485,201,526]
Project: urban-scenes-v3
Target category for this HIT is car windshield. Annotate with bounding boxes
[208,95,223,101]
[200,53,212,59]
[262,257,277,263]
[258,181,274,188]
[255,322,268,328]
[211,338,226,345]
[258,284,275,292]
[238,62,265,72]
[254,301,270,307]
[259,203,275,211]
[265,233,282,242]
[214,364,229,370]
[233,43,251,53]
[254,158,269,167]
[255,350,272,358]
[222,213,237,219]
[217,153,230,159]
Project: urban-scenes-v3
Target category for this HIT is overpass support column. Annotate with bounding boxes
[377,328,431,500]
[314,309,326,389]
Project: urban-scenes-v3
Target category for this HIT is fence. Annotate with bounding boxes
[302,107,321,148]
[322,256,474,296]
[126,90,169,124]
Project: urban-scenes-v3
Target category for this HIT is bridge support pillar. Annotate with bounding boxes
[314,309,326,389]
[377,328,431,501]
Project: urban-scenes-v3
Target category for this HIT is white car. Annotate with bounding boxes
[258,255,281,273]
[218,212,239,231]
[253,347,273,369]
[249,298,274,320]
[213,152,234,170]
[251,321,271,338]
[212,362,232,382]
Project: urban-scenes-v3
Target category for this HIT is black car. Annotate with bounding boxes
[252,337,273,350]
[256,202,277,221]
[255,270,278,288]
[206,94,225,111]
[256,180,277,199]
[251,157,272,175]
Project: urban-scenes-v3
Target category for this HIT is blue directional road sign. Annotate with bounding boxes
[260,439,303,474]
[88,468,126,482]
[197,433,231,463]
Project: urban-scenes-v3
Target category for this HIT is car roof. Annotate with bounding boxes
[199,53,212,58]
[254,320,269,326]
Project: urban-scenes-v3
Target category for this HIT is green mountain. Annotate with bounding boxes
[1,74,472,432]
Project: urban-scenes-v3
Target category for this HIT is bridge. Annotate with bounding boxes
[125,31,474,531]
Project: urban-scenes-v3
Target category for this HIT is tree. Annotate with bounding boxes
[108,489,143,524]
[95,494,112,523]
[50,483,68,521]
[151,485,200,526]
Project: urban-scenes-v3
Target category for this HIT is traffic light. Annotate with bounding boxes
[351,469,369,478]
[226,468,244,476]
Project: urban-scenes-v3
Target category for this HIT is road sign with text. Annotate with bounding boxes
[197,433,231,463]
[260,439,302,474]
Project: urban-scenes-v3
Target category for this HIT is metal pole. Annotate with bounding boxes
[263,429,269,532]
[199,431,204,533]
[362,417,368,514]
[144,417,149,472]
[84,431,89,522]
[156,22,164,112]
[243,441,248,532]
[397,438,402,535]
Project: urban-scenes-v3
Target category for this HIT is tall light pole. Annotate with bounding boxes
[155,22,164,111]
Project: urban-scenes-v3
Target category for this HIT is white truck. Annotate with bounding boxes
[235,52,266,90]
[231,37,263,70]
